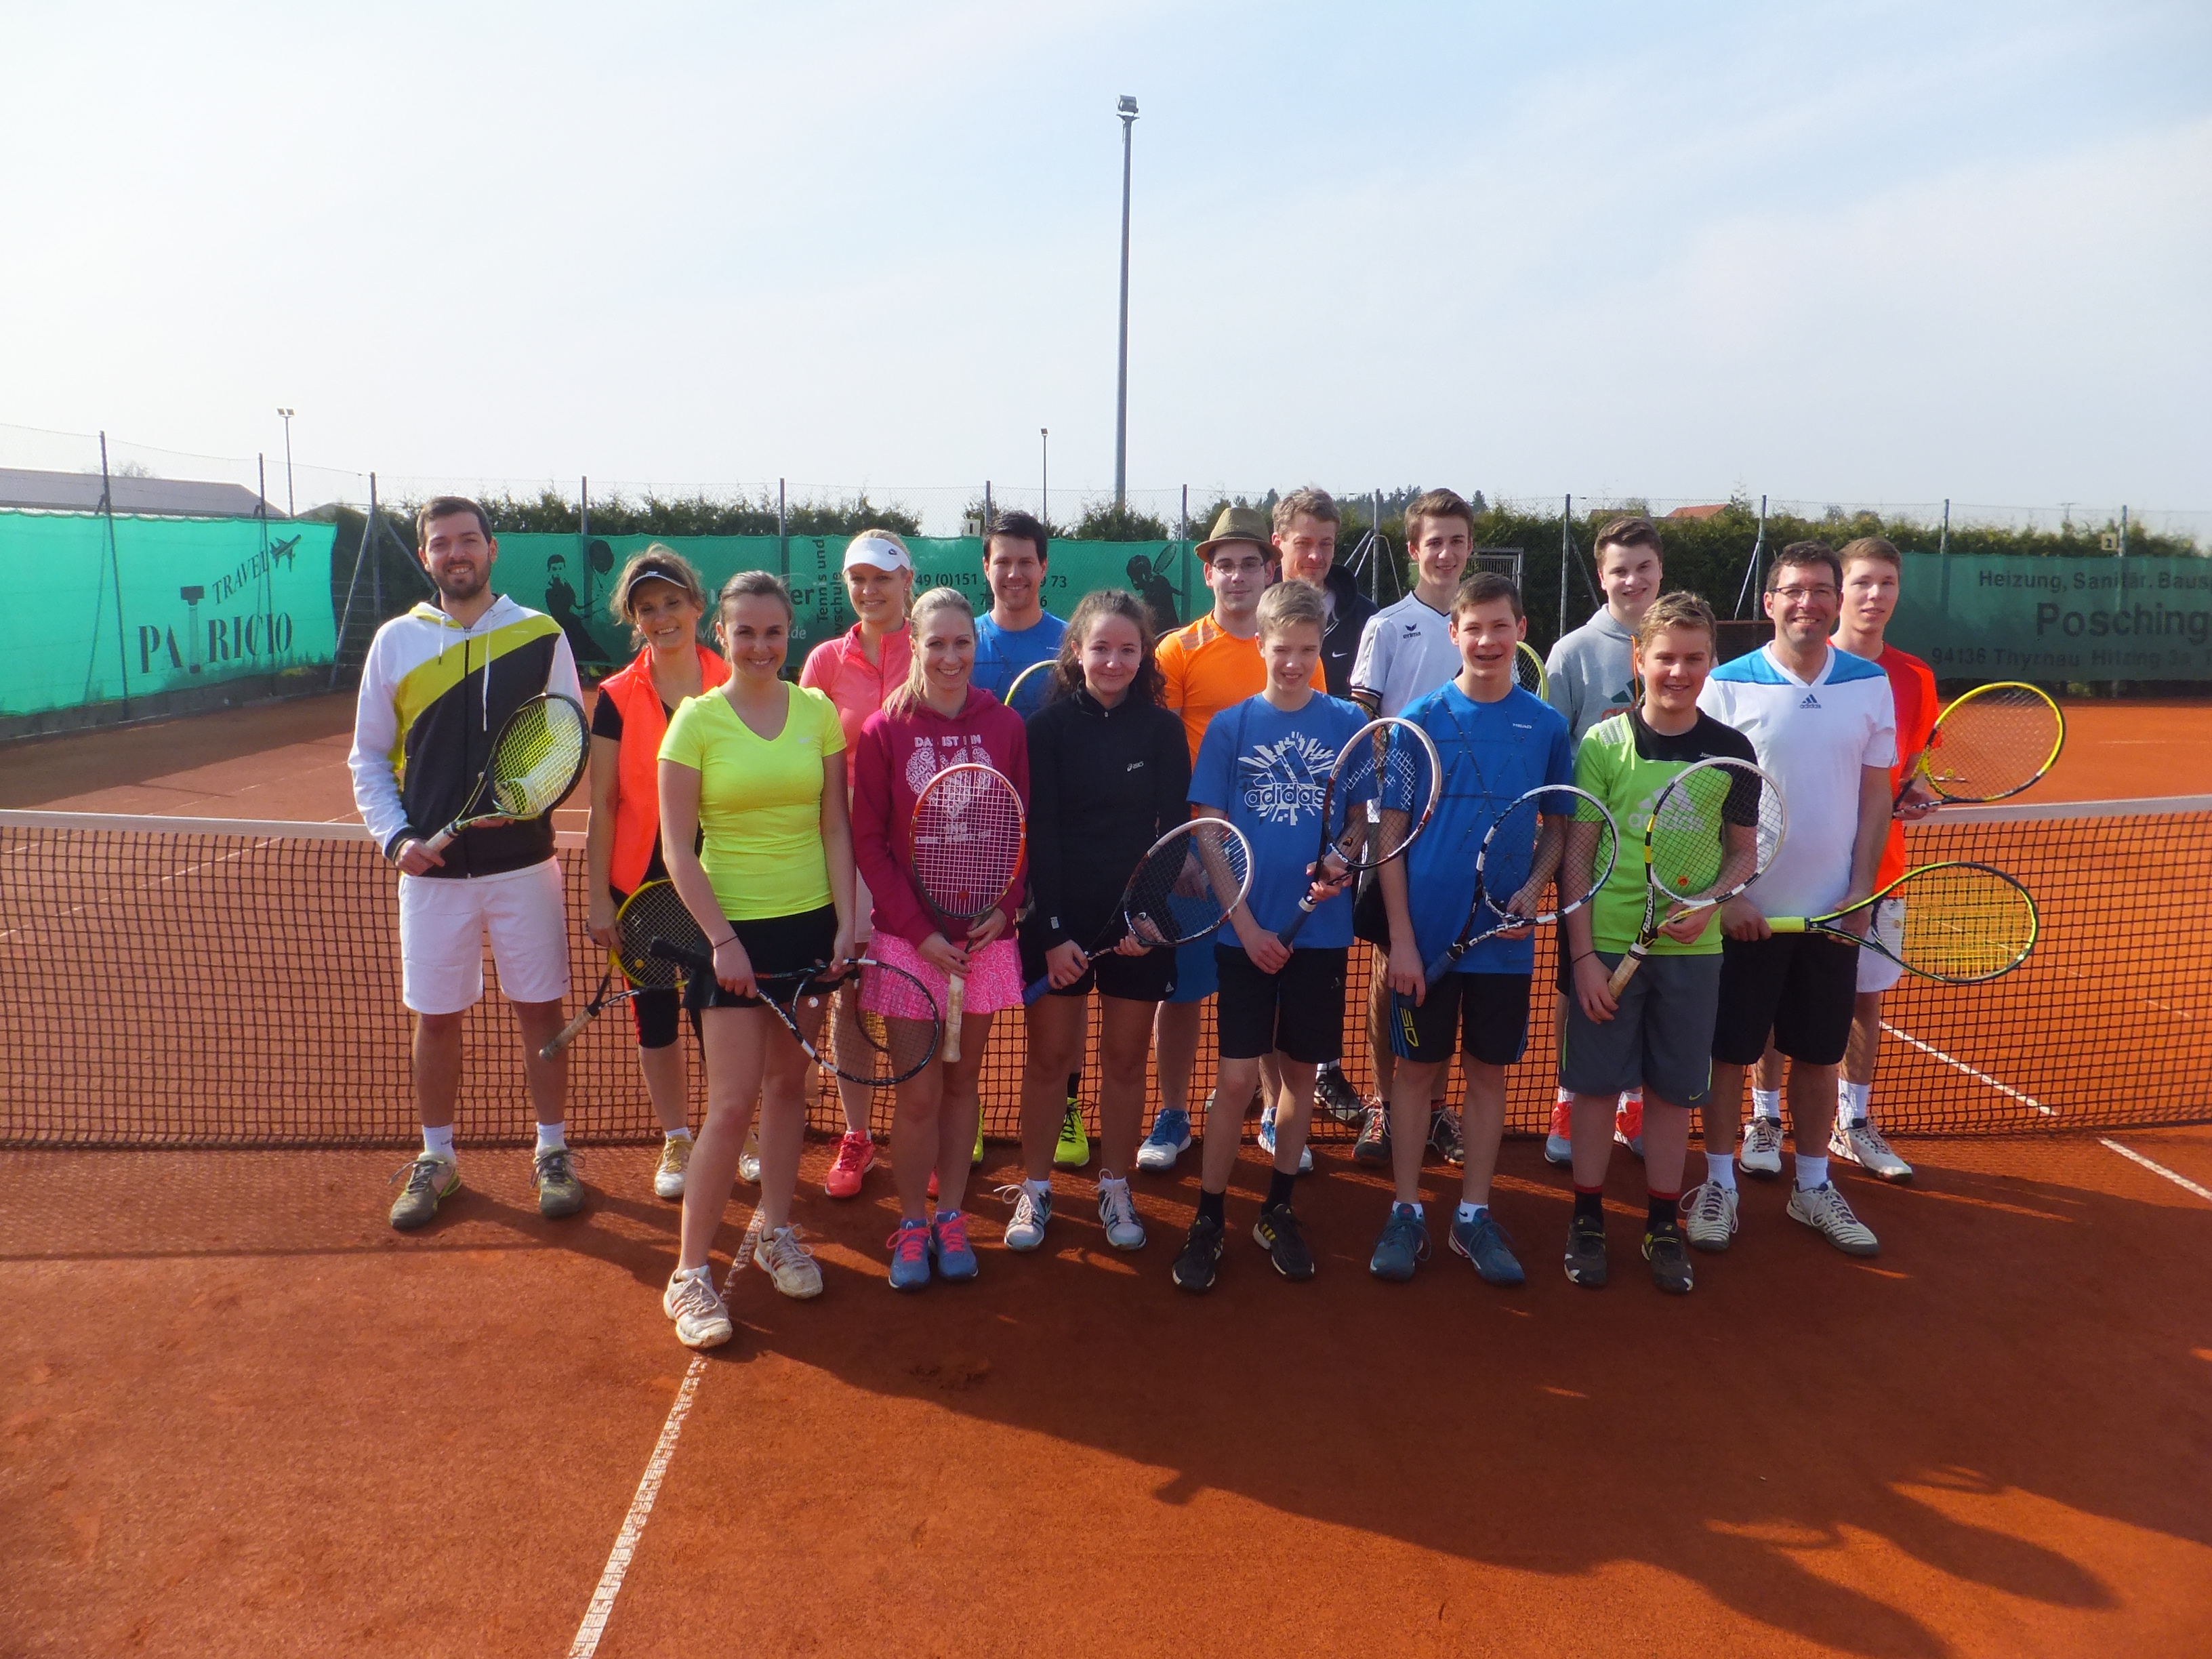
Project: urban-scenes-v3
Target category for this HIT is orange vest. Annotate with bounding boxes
[599,644,731,893]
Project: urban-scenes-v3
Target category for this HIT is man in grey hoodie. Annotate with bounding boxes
[1541,515,1664,1165]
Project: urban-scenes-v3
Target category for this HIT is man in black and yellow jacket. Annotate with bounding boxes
[348,496,588,1229]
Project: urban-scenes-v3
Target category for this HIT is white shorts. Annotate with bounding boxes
[1856,897,1904,994]
[398,858,572,1015]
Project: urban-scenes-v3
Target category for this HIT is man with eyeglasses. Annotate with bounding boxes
[1680,542,1896,1259]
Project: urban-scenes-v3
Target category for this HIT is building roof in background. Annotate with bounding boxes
[0,466,281,518]
[1666,504,1729,520]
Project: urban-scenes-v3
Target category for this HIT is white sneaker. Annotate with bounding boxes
[999,1183,1052,1252]
[1097,1179,1146,1250]
[663,1267,734,1348]
[1787,1180,1881,1257]
[655,1135,693,1200]
[1256,1108,1312,1173]
[1136,1107,1191,1172]
[1680,1182,1739,1253]
[737,1132,761,1185]
[1830,1120,1912,1182]
[752,1225,823,1299]
[1738,1116,1785,1179]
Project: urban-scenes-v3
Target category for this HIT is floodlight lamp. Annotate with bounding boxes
[1117,95,1138,117]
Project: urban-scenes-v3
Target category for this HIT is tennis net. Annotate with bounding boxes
[2,800,2207,1147]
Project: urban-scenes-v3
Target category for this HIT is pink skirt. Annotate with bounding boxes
[863,931,1023,1020]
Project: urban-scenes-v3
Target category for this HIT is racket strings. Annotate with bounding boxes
[489,699,590,817]
[614,884,707,988]
[912,773,1025,920]
[1650,766,1783,901]
[1124,823,1250,946]
[818,962,943,1086]
[1328,728,1439,868]
[1891,865,2039,980]
[1929,690,2062,798]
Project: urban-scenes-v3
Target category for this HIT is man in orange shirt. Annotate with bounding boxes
[1744,535,1936,1182]
[1136,507,1329,1175]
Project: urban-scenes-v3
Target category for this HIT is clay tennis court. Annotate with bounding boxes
[4,695,2210,1657]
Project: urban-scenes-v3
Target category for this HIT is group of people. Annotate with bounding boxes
[350,487,1938,1350]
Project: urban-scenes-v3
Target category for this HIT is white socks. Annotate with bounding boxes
[1838,1080,1871,1125]
[1750,1088,1782,1121]
[1795,1153,1830,1191]
[422,1124,455,1160]
[665,1126,693,1143]
[1456,1201,1488,1223]
[1705,1151,1738,1190]
[537,1122,567,1154]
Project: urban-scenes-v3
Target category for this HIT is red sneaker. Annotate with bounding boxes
[825,1131,876,1200]
[1544,1097,1573,1167]
[1614,1089,1645,1159]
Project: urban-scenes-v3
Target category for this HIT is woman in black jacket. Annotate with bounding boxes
[1002,590,1191,1256]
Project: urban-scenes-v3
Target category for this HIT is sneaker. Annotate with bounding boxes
[1614,1090,1644,1160]
[1000,1183,1052,1252]
[656,1136,694,1200]
[752,1224,823,1300]
[825,1131,875,1200]
[1563,1212,1608,1288]
[1643,1225,1694,1294]
[1448,1210,1525,1286]
[931,1210,980,1279]
[1353,1104,1391,1167]
[387,1152,458,1231]
[1544,1098,1574,1166]
[1136,1107,1191,1172]
[533,1147,586,1219]
[1680,1182,1739,1253]
[1257,1108,1313,1174]
[735,1132,759,1186]
[1368,1204,1431,1282]
[886,1218,932,1291]
[1428,1108,1465,1167]
[663,1267,735,1349]
[1315,1064,1366,1127]
[1831,1120,1912,1182]
[972,1116,985,1167]
[1172,1213,1225,1292]
[1252,1202,1317,1280]
[1054,1101,1090,1168]
[1787,1180,1881,1257]
[1097,1179,1146,1250]
[1739,1115,1785,1178]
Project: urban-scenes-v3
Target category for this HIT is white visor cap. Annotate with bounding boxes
[843,536,912,573]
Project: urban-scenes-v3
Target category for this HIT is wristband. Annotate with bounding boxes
[1572,951,1597,964]
[712,933,740,950]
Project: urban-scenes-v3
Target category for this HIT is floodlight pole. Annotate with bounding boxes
[1114,95,1138,509]
[276,408,295,517]
[1041,428,1049,529]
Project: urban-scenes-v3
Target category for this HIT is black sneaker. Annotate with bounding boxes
[1563,1212,1608,1288]
[1427,1107,1465,1167]
[1252,1202,1317,1280]
[1643,1225,1694,1295]
[1315,1065,1367,1128]
[1353,1105,1391,1167]
[1172,1214,1225,1293]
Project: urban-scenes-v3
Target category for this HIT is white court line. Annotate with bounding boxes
[2098,1139,2212,1204]
[568,1215,762,1659]
[1878,1021,2053,1115]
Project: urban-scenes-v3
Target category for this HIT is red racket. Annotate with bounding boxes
[907,762,1027,1061]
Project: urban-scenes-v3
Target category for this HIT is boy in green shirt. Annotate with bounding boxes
[1558,592,1755,1294]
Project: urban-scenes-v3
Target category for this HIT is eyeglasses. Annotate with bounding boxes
[1771,586,1838,603]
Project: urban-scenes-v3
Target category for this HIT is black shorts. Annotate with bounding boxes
[611,883,689,1049]
[1711,931,1860,1067]
[1017,926,1176,1004]
[1554,915,1574,996]
[1389,971,1532,1068]
[683,904,840,1012]
[1214,945,1349,1065]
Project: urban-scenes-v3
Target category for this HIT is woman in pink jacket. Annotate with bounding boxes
[849,586,1029,1291]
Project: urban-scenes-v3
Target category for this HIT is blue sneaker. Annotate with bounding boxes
[1368,1204,1431,1281]
[1256,1108,1313,1174]
[886,1218,932,1291]
[1136,1107,1191,1173]
[1448,1209,1525,1286]
[931,1210,979,1280]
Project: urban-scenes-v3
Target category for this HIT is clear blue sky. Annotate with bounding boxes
[4,1,2207,524]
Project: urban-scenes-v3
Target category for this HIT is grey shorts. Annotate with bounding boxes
[1559,951,1723,1108]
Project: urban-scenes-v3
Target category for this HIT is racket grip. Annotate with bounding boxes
[1420,947,1454,986]
[1604,948,1646,998]
[1765,918,1809,934]
[942,972,967,1061]
[541,1008,594,1059]
[1275,900,1315,949]
[1021,972,1051,1006]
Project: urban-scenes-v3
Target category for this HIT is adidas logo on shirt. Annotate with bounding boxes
[1799,693,1822,709]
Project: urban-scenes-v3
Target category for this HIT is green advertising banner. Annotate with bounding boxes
[1,510,340,717]
[488,533,1202,672]
[1891,552,2212,682]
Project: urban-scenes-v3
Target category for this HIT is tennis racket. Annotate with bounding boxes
[1021,818,1254,1004]
[1912,682,2065,804]
[1515,642,1549,699]
[1606,757,1788,996]
[649,941,945,1086]
[1767,861,2038,983]
[1419,785,1620,989]
[909,762,1027,1061]
[1001,659,1058,716]
[540,879,705,1057]
[422,692,590,853]
[1277,716,1442,947]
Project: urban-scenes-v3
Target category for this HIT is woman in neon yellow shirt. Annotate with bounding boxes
[656,571,859,1349]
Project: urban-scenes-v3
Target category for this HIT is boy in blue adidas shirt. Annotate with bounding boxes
[1171,579,1367,1292]
[1370,573,1574,1284]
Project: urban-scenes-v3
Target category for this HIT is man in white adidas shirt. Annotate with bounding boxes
[1684,541,1894,1259]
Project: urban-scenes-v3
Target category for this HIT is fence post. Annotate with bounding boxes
[1940,497,1949,559]
[100,431,129,716]
[1557,493,1571,639]
[777,478,787,577]
[2118,504,2129,560]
